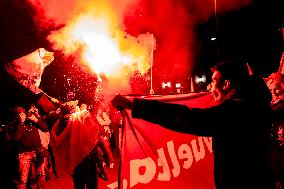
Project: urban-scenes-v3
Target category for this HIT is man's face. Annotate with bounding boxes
[18,112,26,123]
[210,71,226,102]
[267,78,279,91]
[277,127,284,145]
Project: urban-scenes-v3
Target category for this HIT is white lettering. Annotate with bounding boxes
[107,179,127,189]
[178,144,193,169]
[123,179,128,189]
[107,181,118,189]
[191,137,205,162]
[167,140,180,178]
[130,157,156,187]
[157,148,171,181]
[120,137,214,188]
[203,137,213,153]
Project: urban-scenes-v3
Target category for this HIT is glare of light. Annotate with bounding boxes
[48,12,155,79]
[69,17,134,75]
[121,56,132,64]
[82,32,125,74]
[195,75,206,83]
[162,81,172,89]
[211,37,216,41]
[176,83,181,88]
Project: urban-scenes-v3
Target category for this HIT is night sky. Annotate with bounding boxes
[194,0,284,77]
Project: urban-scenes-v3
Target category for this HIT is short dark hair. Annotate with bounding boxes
[12,106,26,115]
[212,59,250,86]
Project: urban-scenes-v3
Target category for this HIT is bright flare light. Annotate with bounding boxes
[195,75,206,83]
[82,32,129,74]
[48,14,154,77]
[69,17,131,75]
[47,1,156,95]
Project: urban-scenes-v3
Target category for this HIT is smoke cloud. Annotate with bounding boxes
[27,0,252,92]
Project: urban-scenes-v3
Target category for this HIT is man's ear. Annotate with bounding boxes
[222,80,231,90]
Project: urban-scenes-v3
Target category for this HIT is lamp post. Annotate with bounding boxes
[150,34,155,95]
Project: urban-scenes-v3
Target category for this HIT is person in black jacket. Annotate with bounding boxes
[111,59,274,189]
[7,106,48,189]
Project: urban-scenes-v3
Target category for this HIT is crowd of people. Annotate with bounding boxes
[0,93,121,189]
[0,49,284,189]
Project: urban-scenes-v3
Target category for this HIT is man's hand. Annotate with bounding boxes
[27,114,38,123]
[111,95,133,110]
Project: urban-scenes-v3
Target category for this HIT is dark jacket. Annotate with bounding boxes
[7,118,48,153]
[131,77,273,189]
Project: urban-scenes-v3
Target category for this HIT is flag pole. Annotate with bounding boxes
[150,34,155,95]
[278,52,284,74]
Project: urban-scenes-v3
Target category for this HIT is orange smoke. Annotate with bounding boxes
[28,0,253,96]
[39,0,154,95]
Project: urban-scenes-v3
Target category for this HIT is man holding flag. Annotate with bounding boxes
[112,59,274,189]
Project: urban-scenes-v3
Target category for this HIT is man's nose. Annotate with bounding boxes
[207,83,212,91]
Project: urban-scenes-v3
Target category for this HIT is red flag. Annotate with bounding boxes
[50,111,99,177]
[116,93,216,189]
[5,48,54,94]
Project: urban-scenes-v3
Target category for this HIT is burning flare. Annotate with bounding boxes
[48,9,155,78]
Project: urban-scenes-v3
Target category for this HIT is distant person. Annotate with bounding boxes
[266,72,284,105]
[27,104,50,183]
[112,59,274,189]
[7,106,48,189]
[50,101,101,189]
[266,72,284,188]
